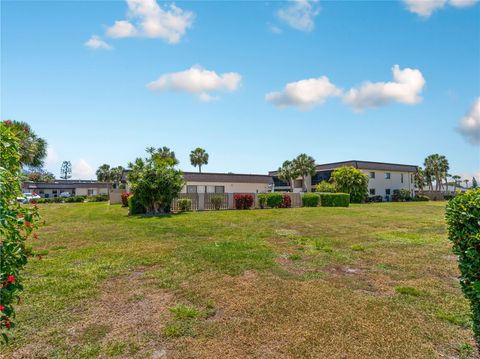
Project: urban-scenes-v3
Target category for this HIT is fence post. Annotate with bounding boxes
[198,193,205,211]
[228,193,234,209]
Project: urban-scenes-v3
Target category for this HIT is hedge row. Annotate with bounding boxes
[36,194,109,204]
[302,193,350,207]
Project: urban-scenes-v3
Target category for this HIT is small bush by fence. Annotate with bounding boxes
[302,193,320,207]
[234,194,254,210]
[177,198,192,212]
[319,193,350,207]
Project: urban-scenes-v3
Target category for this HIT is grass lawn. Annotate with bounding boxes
[1,202,477,358]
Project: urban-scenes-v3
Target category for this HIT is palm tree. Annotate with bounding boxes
[293,154,316,192]
[147,146,179,165]
[277,160,298,192]
[4,120,47,167]
[190,148,209,173]
[110,166,125,183]
[414,167,425,191]
[452,175,461,191]
[424,154,449,191]
[96,164,111,182]
[464,179,470,189]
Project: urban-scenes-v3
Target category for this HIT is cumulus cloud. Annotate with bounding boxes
[457,97,480,145]
[147,65,242,101]
[277,0,320,32]
[72,159,95,179]
[403,0,478,17]
[343,65,426,111]
[106,0,194,44]
[84,35,112,50]
[265,76,341,110]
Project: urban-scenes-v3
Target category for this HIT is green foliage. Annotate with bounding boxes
[266,193,283,208]
[395,286,423,297]
[169,304,201,319]
[127,195,146,215]
[87,194,109,202]
[446,189,480,344]
[60,161,72,180]
[190,148,209,173]
[413,195,430,201]
[24,168,55,183]
[302,193,320,207]
[0,122,41,341]
[315,180,335,193]
[292,154,316,191]
[96,164,124,183]
[330,166,368,203]
[277,160,297,191]
[319,193,350,207]
[177,198,192,212]
[127,147,185,214]
[210,195,224,210]
[392,189,411,202]
[64,195,86,203]
[2,120,47,167]
[257,193,268,209]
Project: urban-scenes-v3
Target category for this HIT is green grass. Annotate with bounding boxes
[2,202,477,358]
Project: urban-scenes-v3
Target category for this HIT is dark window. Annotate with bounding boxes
[401,173,404,183]
[385,189,391,195]
[215,186,224,193]
[311,170,332,185]
[385,173,391,179]
[369,188,375,195]
[369,172,375,179]
[187,185,197,193]
[272,176,288,187]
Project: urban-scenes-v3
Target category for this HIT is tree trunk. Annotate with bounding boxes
[199,165,202,173]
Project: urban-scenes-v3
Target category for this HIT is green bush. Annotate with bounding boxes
[37,198,52,204]
[443,193,456,201]
[177,198,192,212]
[302,193,320,207]
[392,189,411,202]
[210,195,224,210]
[446,189,480,345]
[64,196,85,203]
[315,180,335,193]
[413,195,430,201]
[319,193,350,207]
[51,197,63,203]
[266,193,283,208]
[128,195,146,215]
[330,166,368,203]
[87,194,108,202]
[257,194,268,209]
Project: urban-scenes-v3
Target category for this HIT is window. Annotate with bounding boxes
[385,189,391,195]
[215,186,224,194]
[197,185,205,193]
[369,188,376,195]
[385,172,391,179]
[369,172,375,179]
[187,185,197,193]
[206,186,215,193]
[401,173,404,183]
[411,174,414,183]
[87,189,94,196]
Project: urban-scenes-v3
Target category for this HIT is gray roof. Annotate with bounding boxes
[184,172,273,184]
[270,160,418,175]
[23,180,111,190]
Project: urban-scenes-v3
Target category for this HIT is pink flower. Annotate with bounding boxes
[6,275,15,284]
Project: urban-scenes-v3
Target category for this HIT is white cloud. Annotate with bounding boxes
[457,97,480,145]
[403,0,478,17]
[147,65,242,101]
[277,0,320,32]
[106,0,194,44]
[84,35,112,50]
[268,24,282,34]
[72,159,95,179]
[343,65,426,111]
[45,147,60,167]
[265,76,341,110]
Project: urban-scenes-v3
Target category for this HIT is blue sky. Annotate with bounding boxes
[2,0,479,179]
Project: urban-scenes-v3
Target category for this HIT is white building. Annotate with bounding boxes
[270,160,418,201]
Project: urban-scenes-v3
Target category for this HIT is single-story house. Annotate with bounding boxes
[270,160,418,201]
[22,180,112,198]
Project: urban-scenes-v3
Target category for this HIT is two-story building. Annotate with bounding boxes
[270,160,417,201]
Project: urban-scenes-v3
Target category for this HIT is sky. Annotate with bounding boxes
[1,0,479,180]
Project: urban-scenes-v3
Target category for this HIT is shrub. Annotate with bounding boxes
[392,189,411,202]
[51,197,63,203]
[37,198,52,204]
[266,193,283,208]
[257,194,268,209]
[302,193,320,207]
[443,193,456,201]
[366,195,383,203]
[121,192,132,207]
[210,195,224,210]
[280,194,292,208]
[128,195,146,215]
[64,195,85,203]
[315,180,335,193]
[177,198,192,212]
[319,193,350,207]
[87,194,108,202]
[413,195,430,201]
[445,189,480,347]
[330,166,368,203]
[234,194,254,210]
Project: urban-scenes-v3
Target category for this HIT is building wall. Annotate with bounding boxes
[76,187,109,196]
[361,169,415,199]
[181,181,270,194]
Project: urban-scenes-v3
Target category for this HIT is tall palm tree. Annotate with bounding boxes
[452,175,461,191]
[277,160,298,192]
[4,120,47,167]
[96,164,111,182]
[292,154,316,192]
[414,167,425,191]
[424,154,449,191]
[147,146,179,165]
[190,148,209,173]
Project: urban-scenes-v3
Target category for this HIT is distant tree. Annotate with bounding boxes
[96,164,111,182]
[464,179,470,189]
[190,148,209,173]
[147,146,178,165]
[315,180,335,193]
[277,160,298,192]
[127,147,184,214]
[60,161,72,180]
[424,154,449,191]
[23,168,55,182]
[110,166,124,183]
[330,166,369,203]
[473,177,478,189]
[414,167,426,191]
[2,120,47,167]
[452,175,461,192]
[292,154,316,192]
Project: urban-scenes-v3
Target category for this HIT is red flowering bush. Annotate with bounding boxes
[234,194,254,210]
[121,192,132,207]
[1,122,40,342]
[279,194,292,208]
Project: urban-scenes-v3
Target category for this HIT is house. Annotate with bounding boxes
[181,172,273,194]
[22,180,111,198]
[270,160,418,201]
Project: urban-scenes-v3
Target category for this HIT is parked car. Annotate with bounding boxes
[60,192,71,198]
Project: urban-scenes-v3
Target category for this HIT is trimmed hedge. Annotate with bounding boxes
[87,194,109,202]
[266,193,283,208]
[234,194,254,210]
[413,195,430,201]
[258,194,268,209]
[446,189,480,347]
[128,195,146,215]
[302,193,320,207]
[64,195,86,203]
[210,195,224,210]
[280,194,292,208]
[319,192,350,207]
[177,198,192,212]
